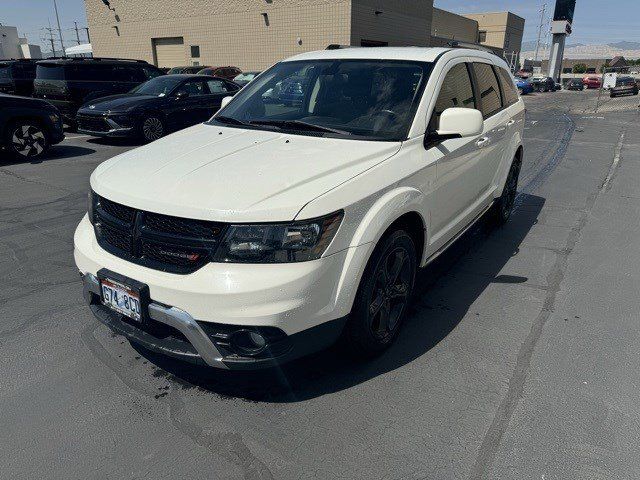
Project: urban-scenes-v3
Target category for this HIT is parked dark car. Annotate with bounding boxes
[233,71,261,87]
[167,66,209,75]
[0,93,64,159]
[197,66,242,80]
[530,76,556,92]
[610,76,639,97]
[567,78,585,91]
[0,59,38,96]
[76,74,240,142]
[32,57,164,128]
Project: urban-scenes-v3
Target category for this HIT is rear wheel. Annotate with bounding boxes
[5,121,49,159]
[343,230,417,359]
[491,155,521,226]
[140,115,164,143]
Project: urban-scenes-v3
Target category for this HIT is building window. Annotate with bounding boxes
[478,31,487,43]
[190,45,200,58]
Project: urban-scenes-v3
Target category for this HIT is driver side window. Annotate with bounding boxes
[430,63,476,131]
[176,80,206,96]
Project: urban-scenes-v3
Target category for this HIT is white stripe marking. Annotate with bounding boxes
[602,130,625,190]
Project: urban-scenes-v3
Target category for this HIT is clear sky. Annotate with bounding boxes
[2,0,639,52]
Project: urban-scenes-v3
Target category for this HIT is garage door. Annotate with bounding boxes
[152,37,185,68]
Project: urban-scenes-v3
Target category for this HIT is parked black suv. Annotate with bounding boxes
[0,59,38,96]
[0,93,64,159]
[33,58,164,127]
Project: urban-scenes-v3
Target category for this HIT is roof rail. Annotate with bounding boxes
[446,41,499,55]
[326,44,358,50]
[40,56,147,63]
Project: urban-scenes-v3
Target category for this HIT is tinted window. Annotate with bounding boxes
[0,66,10,79]
[206,80,228,93]
[432,63,476,129]
[473,63,503,118]
[496,67,519,106]
[143,66,163,79]
[12,63,36,79]
[36,64,66,80]
[176,79,207,96]
[130,76,183,95]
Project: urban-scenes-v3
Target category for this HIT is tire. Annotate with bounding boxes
[343,230,417,359]
[140,115,164,143]
[4,120,49,160]
[491,155,521,226]
[538,85,545,93]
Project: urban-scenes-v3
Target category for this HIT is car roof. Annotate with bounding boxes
[37,57,151,66]
[165,74,224,79]
[283,47,456,63]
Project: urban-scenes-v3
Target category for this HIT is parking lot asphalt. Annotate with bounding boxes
[1,90,639,479]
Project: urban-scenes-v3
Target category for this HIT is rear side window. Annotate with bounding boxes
[431,63,476,129]
[0,65,10,79]
[206,79,229,93]
[36,64,66,80]
[496,67,519,106]
[473,63,503,118]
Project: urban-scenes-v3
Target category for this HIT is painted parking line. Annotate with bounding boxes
[64,134,91,140]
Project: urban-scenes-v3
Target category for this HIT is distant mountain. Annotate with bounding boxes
[608,41,640,50]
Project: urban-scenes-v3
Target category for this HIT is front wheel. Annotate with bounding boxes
[140,115,164,143]
[343,230,417,359]
[5,121,49,159]
[491,155,521,226]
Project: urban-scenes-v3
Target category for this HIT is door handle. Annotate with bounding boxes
[505,119,516,127]
[476,137,490,148]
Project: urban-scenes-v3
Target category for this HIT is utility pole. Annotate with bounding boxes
[534,3,546,62]
[44,19,57,57]
[85,27,90,43]
[74,21,81,45]
[52,0,65,55]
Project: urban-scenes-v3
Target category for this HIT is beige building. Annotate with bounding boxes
[463,12,525,62]
[85,0,433,70]
[430,7,478,44]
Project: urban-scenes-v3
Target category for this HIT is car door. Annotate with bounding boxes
[428,60,485,248]
[203,79,236,118]
[469,62,508,201]
[171,78,210,128]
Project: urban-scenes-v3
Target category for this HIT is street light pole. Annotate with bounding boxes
[534,3,546,62]
[53,0,65,55]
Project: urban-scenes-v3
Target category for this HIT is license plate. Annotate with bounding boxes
[101,278,142,322]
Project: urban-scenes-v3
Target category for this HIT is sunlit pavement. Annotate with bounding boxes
[1,93,639,479]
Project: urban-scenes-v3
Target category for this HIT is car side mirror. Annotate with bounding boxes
[221,96,233,109]
[175,91,189,99]
[424,108,484,149]
[437,107,484,138]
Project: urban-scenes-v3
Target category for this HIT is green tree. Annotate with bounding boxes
[572,63,587,74]
[599,61,611,73]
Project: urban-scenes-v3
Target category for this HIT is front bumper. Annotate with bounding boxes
[74,215,370,368]
[82,273,346,369]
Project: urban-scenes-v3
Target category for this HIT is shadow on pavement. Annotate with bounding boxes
[0,144,96,166]
[135,193,545,403]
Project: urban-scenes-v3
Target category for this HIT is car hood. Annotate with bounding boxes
[91,124,401,222]
[81,94,158,113]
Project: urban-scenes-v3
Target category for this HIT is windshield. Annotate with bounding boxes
[234,72,258,82]
[130,76,182,96]
[211,59,432,141]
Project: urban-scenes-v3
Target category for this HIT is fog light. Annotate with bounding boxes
[230,330,268,356]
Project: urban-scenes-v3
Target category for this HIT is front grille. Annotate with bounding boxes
[92,193,226,274]
[78,115,110,132]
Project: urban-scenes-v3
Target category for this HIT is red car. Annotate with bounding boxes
[583,76,602,89]
[197,66,242,80]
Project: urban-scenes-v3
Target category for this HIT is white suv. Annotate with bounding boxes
[75,47,524,369]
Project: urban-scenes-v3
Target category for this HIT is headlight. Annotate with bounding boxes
[214,211,343,263]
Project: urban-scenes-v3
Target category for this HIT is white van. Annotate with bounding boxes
[75,47,524,369]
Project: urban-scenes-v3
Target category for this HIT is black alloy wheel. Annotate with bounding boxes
[492,155,522,226]
[344,230,417,358]
[141,116,164,142]
[7,123,48,159]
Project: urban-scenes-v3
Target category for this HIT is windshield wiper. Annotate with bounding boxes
[214,116,248,126]
[249,119,351,136]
